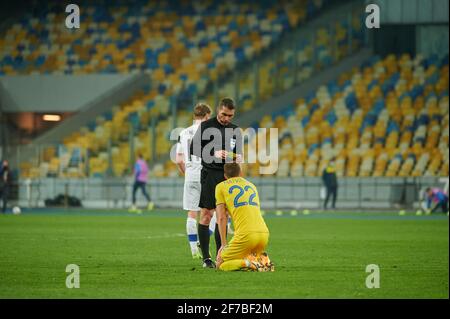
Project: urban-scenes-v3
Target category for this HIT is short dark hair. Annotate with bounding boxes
[425,187,432,193]
[193,103,212,119]
[224,163,241,178]
[219,97,235,110]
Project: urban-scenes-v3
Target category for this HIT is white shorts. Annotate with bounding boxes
[183,180,201,211]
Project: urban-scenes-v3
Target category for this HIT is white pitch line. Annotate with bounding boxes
[0,233,186,241]
[119,233,186,240]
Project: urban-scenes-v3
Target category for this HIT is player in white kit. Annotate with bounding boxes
[176,103,217,259]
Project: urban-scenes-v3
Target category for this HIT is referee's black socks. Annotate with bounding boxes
[198,224,211,260]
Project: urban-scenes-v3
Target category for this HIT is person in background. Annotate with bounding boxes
[129,154,154,213]
[322,158,338,210]
[0,160,11,214]
[424,187,449,214]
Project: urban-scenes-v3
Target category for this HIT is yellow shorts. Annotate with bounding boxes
[220,232,269,262]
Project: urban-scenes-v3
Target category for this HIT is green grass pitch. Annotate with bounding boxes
[0,209,448,298]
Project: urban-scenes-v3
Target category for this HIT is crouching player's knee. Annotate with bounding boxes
[216,246,240,271]
[216,246,241,271]
[217,259,248,271]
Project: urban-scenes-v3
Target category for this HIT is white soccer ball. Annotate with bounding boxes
[12,206,21,215]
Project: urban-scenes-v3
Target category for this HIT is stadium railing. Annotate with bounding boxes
[11,176,448,211]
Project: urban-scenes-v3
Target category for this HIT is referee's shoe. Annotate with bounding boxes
[202,258,215,268]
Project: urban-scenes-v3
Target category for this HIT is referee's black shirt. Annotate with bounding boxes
[190,116,243,171]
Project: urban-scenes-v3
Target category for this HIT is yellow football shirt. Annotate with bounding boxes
[325,166,336,173]
[215,177,269,235]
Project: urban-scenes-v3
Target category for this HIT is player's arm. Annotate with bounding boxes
[175,136,186,175]
[134,163,140,179]
[175,153,185,175]
[430,193,444,213]
[215,184,228,248]
[217,204,228,246]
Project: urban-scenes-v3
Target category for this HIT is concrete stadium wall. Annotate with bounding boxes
[6,72,149,166]
[16,176,449,210]
[0,74,136,112]
[370,0,449,24]
[416,25,449,57]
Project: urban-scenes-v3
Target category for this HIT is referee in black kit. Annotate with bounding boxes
[190,97,243,268]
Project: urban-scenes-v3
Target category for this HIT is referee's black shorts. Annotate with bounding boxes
[199,168,225,210]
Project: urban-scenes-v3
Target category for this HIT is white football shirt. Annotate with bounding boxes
[176,122,202,182]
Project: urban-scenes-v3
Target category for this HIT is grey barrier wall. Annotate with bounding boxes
[15,176,449,210]
[370,0,449,24]
[0,74,136,112]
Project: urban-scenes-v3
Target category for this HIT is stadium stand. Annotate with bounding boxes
[245,53,449,178]
[209,6,365,113]
[1,0,325,76]
[14,2,448,180]
[13,0,329,178]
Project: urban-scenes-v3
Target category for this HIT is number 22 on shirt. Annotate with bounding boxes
[229,185,258,208]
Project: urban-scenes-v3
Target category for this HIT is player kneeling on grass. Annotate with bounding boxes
[423,187,449,214]
[215,163,274,272]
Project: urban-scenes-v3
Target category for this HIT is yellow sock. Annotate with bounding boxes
[219,259,247,271]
